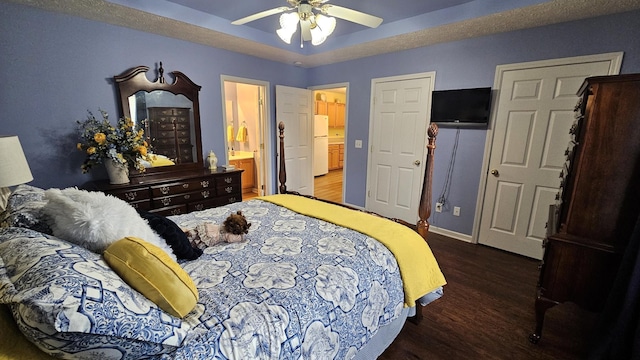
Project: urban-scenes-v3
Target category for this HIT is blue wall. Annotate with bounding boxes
[0,2,306,189]
[2,2,640,236]
[308,10,640,235]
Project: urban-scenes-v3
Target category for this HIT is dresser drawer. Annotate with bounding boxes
[153,189,217,208]
[191,194,241,211]
[216,173,240,186]
[217,183,241,196]
[151,178,213,198]
[150,204,188,217]
[128,200,152,211]
[89,169,243,216]
[155,122,189,131]
[106,187,150,202]
[149,107,190,117]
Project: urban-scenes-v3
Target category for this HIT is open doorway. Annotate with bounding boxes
[222,77,270,199]
[312,86,347,203]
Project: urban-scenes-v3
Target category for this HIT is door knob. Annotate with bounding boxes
[414,160,421,166]
[490,169,499,176]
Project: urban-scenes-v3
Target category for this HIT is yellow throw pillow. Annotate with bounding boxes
[104,236,198,318]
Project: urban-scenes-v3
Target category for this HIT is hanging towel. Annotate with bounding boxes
[227,125,234,142]
[236,125,248,142]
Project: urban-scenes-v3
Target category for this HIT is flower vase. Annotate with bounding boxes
[104,159,130,184]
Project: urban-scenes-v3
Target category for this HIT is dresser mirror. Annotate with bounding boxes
[114,62,204,177]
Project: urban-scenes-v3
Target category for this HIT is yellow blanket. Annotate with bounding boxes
[258,194,446,306]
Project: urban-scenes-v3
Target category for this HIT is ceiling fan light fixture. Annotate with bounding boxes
[277,27,296,44]
[236,1,383,46]
[310,23,326,45]
[279,12,299,29]
[315,14,336,37]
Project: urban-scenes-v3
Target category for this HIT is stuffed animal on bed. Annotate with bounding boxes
[137,210,203,260]
[185,211,251,249]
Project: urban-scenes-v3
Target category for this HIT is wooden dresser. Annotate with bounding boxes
[147,107,194,164]
[87,168,243,216]
[530,74,640,343]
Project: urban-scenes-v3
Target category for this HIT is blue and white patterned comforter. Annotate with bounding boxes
[168,199,406,359]
[0,197,419,359]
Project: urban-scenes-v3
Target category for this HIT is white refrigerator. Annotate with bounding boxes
[313,115,329,176]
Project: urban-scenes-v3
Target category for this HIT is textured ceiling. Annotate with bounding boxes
[5,0,640,67]
[162,0,475,38]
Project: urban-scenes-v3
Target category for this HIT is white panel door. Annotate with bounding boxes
[478,54,622,259]
[367,74,434,223]
[276,85,314,195]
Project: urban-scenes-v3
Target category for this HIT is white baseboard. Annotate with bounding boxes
[428,225,473,243]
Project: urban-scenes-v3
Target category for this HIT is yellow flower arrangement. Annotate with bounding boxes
[76,109,150,173]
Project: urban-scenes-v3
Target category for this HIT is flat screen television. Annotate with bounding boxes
[430,87,492,128]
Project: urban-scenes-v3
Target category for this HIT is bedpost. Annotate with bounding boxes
[278,121,287,194]
[417,123,439,240]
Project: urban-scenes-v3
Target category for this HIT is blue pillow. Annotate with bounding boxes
[0,227,189,358]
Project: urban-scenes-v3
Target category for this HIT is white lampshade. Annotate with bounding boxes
[0,136,33,188]
[279,12,299,30]
[315,14,336,37]
[0,136,33,211]
[277,27,297,44]
[276,11,335,46]
[310,25,326,45]
[277,12,299,44]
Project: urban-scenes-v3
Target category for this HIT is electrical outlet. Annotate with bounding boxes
[355,140,363,148]
[453,206,461,216]
[435,202,443,213]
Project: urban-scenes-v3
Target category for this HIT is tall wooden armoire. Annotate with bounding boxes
[530,74,640,343]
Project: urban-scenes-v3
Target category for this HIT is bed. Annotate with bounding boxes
[0,122,445,359]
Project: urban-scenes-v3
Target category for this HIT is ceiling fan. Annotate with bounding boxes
[232,0,383,46]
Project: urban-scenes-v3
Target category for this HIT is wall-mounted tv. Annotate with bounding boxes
[430,87,492,128]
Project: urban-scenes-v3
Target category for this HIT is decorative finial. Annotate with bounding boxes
[158,61,165,84]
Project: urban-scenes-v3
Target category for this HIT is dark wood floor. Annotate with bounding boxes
[380,232,599,360]
[250,170,599,359]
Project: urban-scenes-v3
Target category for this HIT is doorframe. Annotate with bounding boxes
[365,71,436,217]
[309,82,349,202]
[220,75,274,196]
[471,52,624,244]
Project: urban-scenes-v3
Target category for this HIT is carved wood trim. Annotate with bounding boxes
[417,123,439,239]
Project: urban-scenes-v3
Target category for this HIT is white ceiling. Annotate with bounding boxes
[5,0,640,67]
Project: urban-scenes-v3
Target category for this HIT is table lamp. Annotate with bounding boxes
[0,136,33,211]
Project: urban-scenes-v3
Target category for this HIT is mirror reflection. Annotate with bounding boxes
[114,62,204,177]
[128,90,196,167]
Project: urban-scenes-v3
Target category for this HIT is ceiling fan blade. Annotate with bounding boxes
[321,5,383,28]
[232,7,290,25]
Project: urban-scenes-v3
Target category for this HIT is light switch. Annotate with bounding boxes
[355,140,362,148]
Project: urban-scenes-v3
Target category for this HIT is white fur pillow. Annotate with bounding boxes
[42,188,176,261]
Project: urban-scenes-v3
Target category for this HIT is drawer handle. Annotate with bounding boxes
[171,209,182,215]
[201,180,210,188]
[224,177,233,184]
[225,186,233,193]
[183,194,191,200]
[125,192,137,201]
[195,204,204,211]
[201,190,210,198]
[160,186,170,195]
[228,197,236,203]
[182,184,189,189]
[161,198,172,206]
